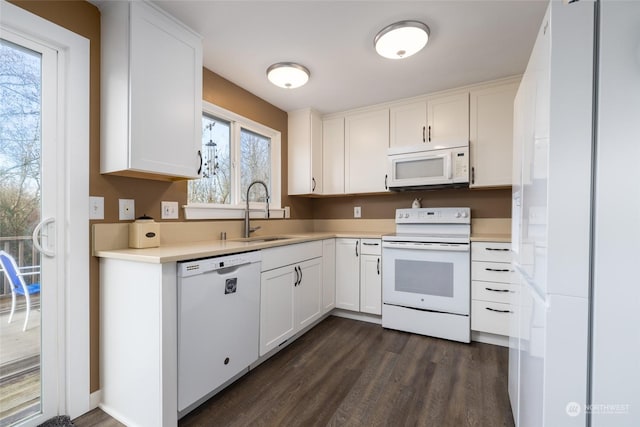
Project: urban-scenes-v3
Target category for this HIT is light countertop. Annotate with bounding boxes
[94,231,386,264]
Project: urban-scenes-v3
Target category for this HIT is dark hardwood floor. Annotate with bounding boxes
[74,316,514,427]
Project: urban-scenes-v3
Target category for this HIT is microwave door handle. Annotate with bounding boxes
[446,153,453,179]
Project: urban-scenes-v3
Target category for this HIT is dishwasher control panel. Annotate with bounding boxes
[178,250,261,278]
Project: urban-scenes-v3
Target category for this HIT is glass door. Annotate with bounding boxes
[0,30,59,427]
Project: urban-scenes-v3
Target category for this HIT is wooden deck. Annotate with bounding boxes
[0,295,41,427]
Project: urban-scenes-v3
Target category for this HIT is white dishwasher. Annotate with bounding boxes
[177,250,261,414]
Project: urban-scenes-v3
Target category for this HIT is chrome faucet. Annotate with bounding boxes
[244,180,270,238]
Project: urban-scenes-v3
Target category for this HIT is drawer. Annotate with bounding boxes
[471,242,512,263]
[472,280,520,304]
[360,239,381,255]
[472,261,515,284]
[471,300,514,336]
[261,241,322,271]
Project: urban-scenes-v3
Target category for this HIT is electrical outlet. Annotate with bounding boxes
[354,206,361,218]
[89,196,104,220]
[161,201,179,219]
[119,199,135,221]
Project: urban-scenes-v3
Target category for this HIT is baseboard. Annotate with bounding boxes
[89,390,101,410]
[331,309,382,324]
[471,331,509,347]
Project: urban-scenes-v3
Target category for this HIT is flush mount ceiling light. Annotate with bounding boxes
[374,20,430,59]
[266,62,310,89]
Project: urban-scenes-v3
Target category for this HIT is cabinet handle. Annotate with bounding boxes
[384,174,388,190]
[377,258,380,275]
[485,287,510,293]
[422,126,426,143]
[197,150,203,175]
[362,242,379,246]
[485,268,511,272]
[485,248,509,252]
[471,166,475,185]
[355,241,359,257]
[294,266,300,286]
[486,307,512,314]
[312,177,316,192]
[298,266,303,285]
[428,125,431,142]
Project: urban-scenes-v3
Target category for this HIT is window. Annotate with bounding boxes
[186,101,281,219]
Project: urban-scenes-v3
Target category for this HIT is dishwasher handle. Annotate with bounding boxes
[216,264,245,275]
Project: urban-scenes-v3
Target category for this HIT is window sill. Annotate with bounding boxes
[183,205,285,220]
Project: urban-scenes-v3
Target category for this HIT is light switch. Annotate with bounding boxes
[354,206,362,218]
[161,201,179,219]
[89,196,104,220]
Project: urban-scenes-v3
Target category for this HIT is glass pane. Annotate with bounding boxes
[0,38,43,424]
[188,115,231,204]
[395,260,453,297]
[240,128,271,202]
[395,157,444,180]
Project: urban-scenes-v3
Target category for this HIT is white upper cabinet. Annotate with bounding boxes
[100,1,203,180]
[389,101,428,148]
[345,109,390,193]
[322,117,345,195]
[389,93,469,150]
[470,81,519,188]
[427,92,470,149]
[288,109,323,195]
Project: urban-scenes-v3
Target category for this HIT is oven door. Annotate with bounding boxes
[382,241,470,315]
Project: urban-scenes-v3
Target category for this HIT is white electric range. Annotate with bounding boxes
[382,207,471,343]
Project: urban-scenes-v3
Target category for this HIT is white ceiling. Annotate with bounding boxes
[152,1,547,114]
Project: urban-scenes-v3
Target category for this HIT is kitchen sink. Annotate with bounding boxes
[234,236,294,243]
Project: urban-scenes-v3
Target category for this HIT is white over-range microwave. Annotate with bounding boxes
[387,145,469,190]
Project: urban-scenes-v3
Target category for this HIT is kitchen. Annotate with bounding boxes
[0,1,638,427]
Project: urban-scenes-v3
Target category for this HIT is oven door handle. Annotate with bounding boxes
[382,241,469,252]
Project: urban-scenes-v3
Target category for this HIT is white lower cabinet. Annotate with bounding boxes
[335,238,361,310]
[471,241,518,338]
[360,252,382,315]
[335,238,381,314]
[260,242,322,356]
[322,239,336,313]
[295,258,323,330]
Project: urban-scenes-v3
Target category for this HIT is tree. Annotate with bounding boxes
[0,39,42,240]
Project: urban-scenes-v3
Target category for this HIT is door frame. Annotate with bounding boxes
[1,0,90,420]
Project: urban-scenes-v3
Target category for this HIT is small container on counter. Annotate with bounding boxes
[129,215,160,248]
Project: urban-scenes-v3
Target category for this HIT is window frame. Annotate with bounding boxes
[184,100,282,219]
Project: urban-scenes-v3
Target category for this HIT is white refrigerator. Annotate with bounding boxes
[510,1,640,426]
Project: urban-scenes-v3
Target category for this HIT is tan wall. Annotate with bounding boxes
[11,0,511,394]
[312,188,511,219]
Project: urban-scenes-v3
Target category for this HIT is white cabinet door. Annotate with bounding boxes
[470,82,519,188]
[345,109,390,193]
[288,109,322,195]
[260,266,296,356]
[360,254,381,315]
[390,101,427,148]
[101,1,202,180]
[322,117,345,194]
[295,258,323,330]
[335,238,360,311]
[426,92,469,149]
[322,239,336,313]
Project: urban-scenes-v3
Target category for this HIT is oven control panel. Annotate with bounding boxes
[395,207,470,224]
